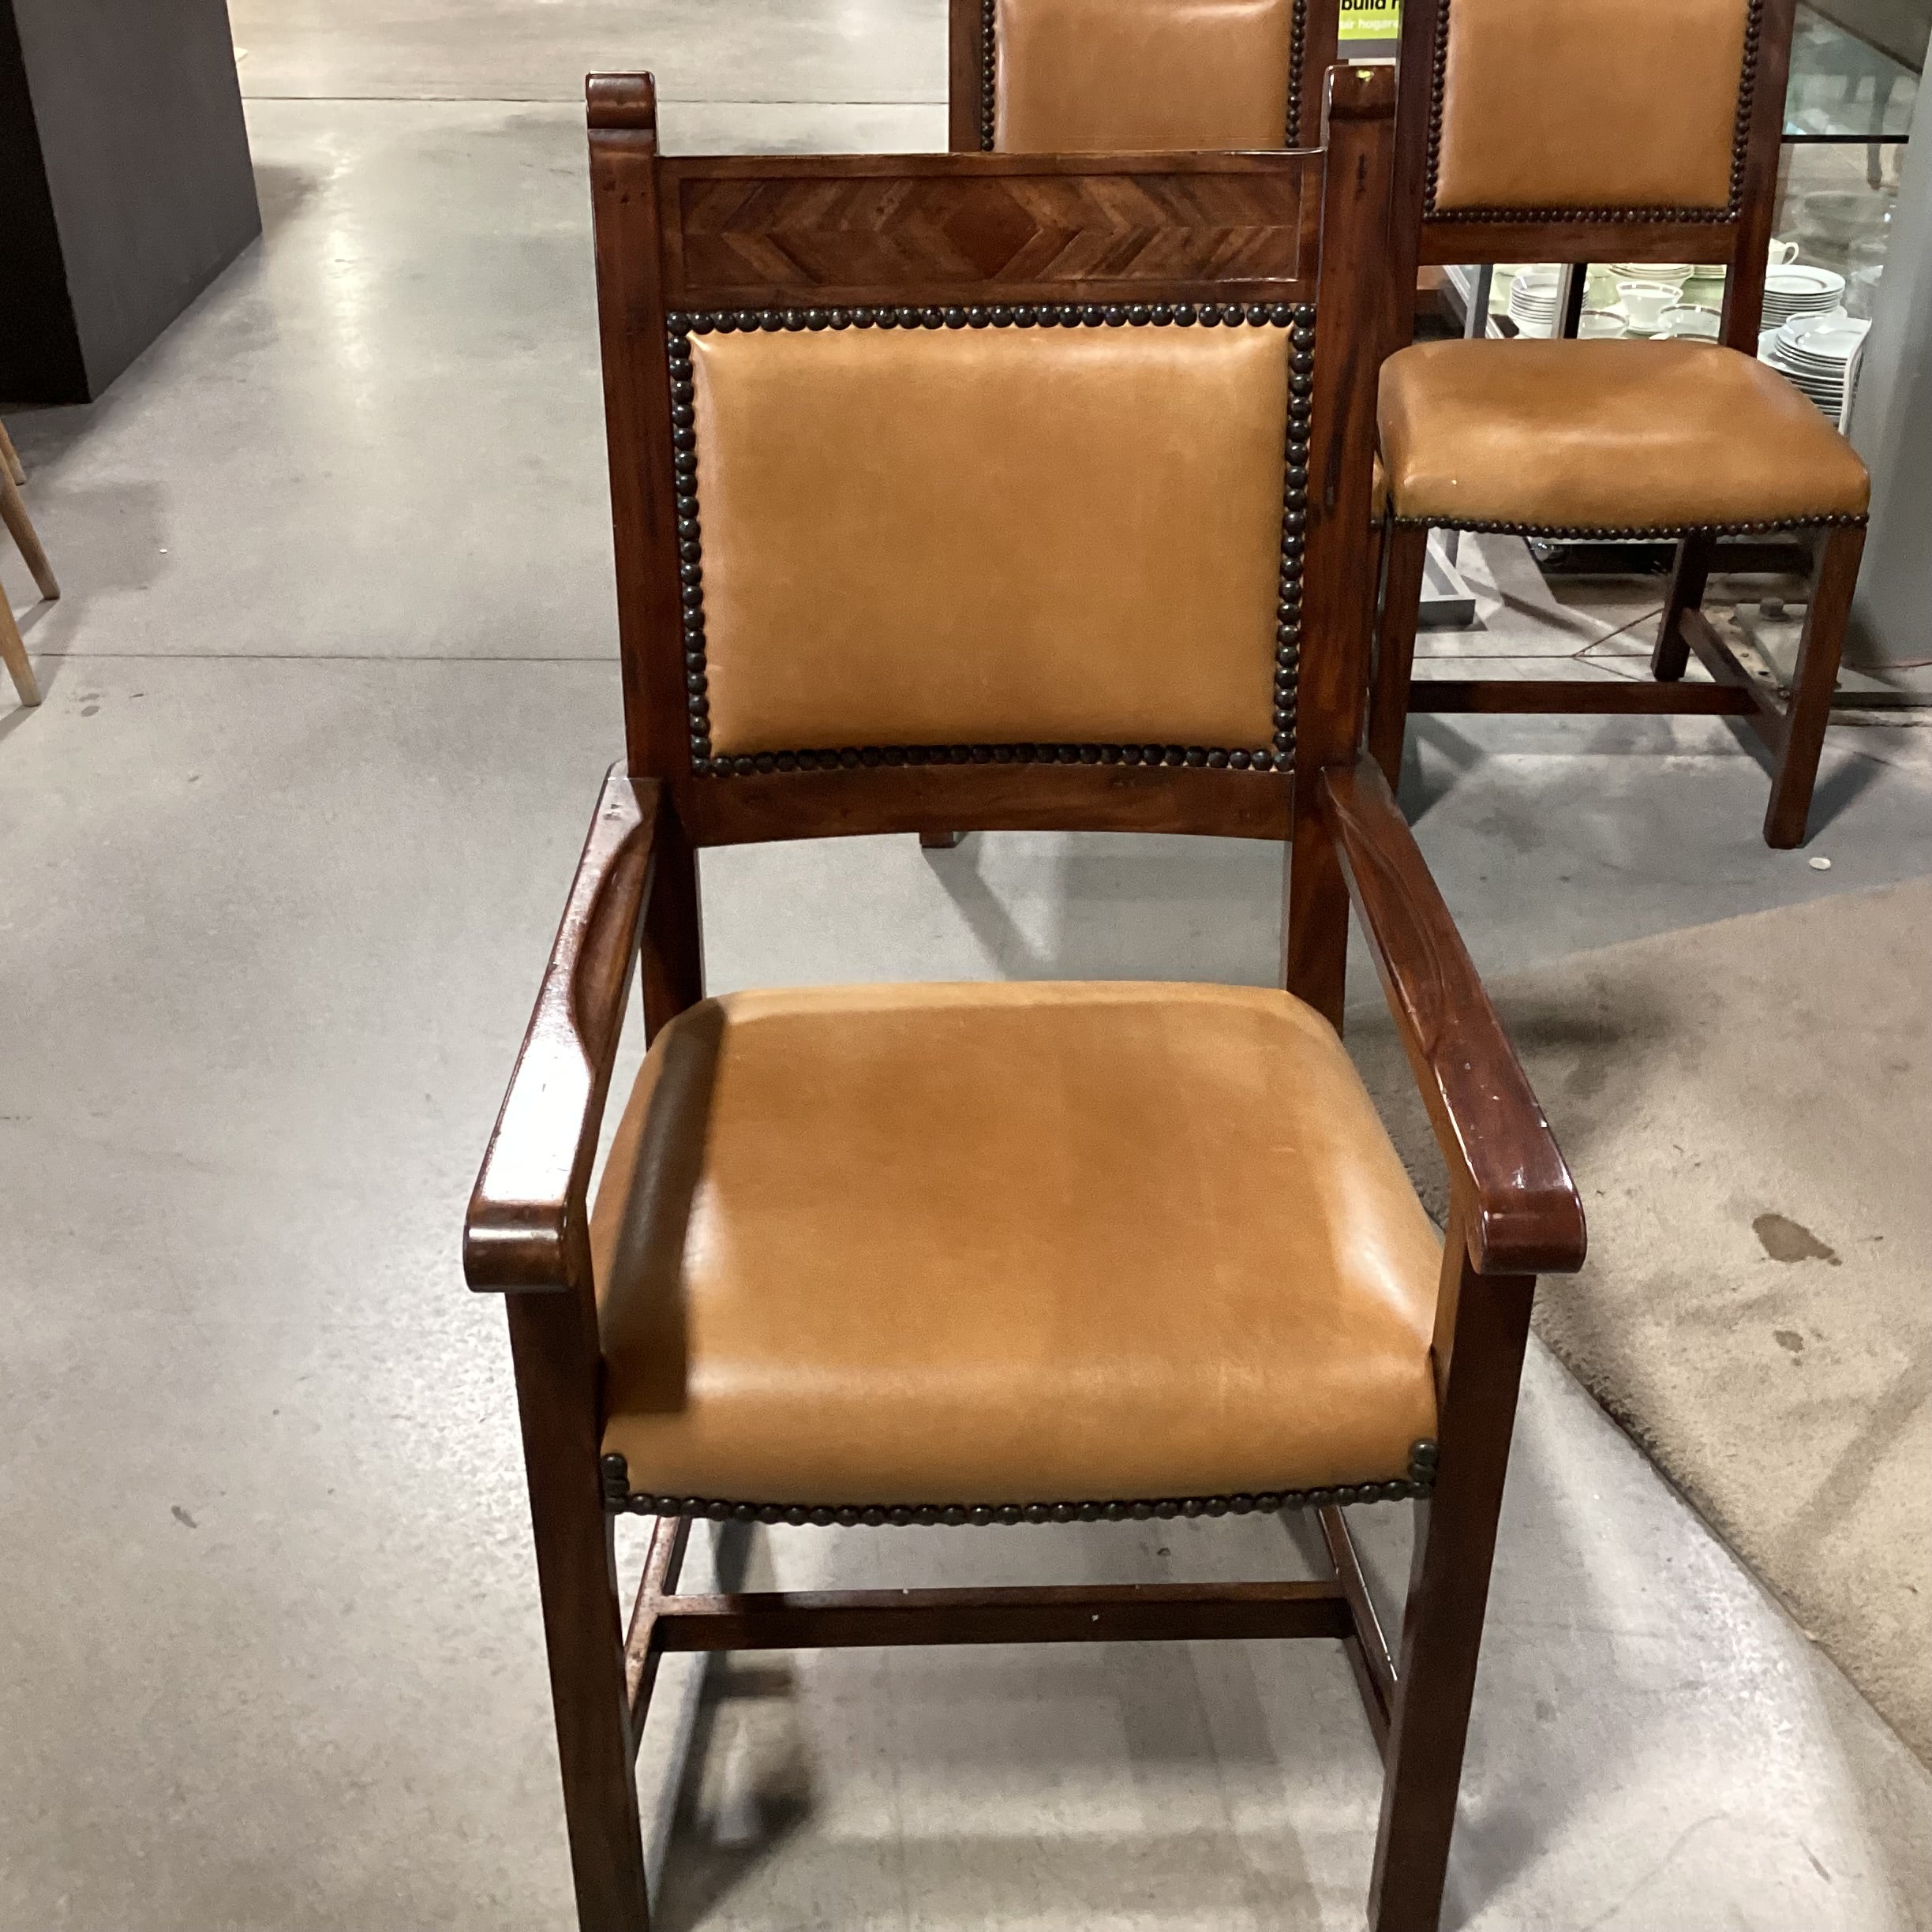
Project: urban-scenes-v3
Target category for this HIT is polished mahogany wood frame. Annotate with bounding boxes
[1369,0,1866,849]
[464,65,1585,1932]
[948,0,1336,153]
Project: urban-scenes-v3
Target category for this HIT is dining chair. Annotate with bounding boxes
[0,418,57,708]
[1368,0,1870,848]
[465,64,1586,1932]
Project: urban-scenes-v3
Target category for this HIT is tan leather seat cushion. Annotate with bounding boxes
[1378,340,1870,532]
[1434,0,1750,212]
[994,0,1297,153]
[592,983,1441,1507]
[691,326,1286,755]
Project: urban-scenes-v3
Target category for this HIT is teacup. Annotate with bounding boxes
[1769,239,1800,266]
[1616,279,1680,331]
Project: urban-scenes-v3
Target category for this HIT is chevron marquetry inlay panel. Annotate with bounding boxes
[665,168,1315,305]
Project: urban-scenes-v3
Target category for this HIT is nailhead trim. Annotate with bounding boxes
[1423,0,1765,226]
[602,1440,1440,1520]
[1286,0,1309,144]
[979,0,997,151]
[666,304,1316,779]
[979,0,1309,151]
[1391,512,1867,537]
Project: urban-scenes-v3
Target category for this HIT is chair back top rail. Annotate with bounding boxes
[587,68,1397,848]
[653,152,1324,313]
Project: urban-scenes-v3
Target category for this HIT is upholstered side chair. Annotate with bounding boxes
[465,65,1586,1932]
[1369,0,1870,848]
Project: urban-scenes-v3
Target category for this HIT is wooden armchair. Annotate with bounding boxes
[465,64,1585,1932]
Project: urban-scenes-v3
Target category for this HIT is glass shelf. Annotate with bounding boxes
[1784,2,1921,140]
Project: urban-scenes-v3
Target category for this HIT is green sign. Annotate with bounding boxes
[1339,0,1400,39]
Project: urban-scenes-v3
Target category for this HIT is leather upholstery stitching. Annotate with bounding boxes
[978,0,1311,152]
[1421,0,1765,225]
[666,303,1315,779]
[601,1440,1440,1520]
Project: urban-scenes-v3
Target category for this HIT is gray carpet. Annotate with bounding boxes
[1354,878,1932,1766]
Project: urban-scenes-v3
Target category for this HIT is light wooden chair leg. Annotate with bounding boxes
[507,1294,654,1932]
[1367,522,1428,792]
[0,420,24,489]
[1652,532,1713,682]
[1765,523,1865,850]
[1,592,41,706]
[0,468,60,602]
[1368,1239,1536,1932]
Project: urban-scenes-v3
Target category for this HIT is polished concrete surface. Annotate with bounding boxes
[3,6,1932,1928]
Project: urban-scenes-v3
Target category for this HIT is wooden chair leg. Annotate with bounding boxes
[1764,523,1865,850]
[0,420,24,488]
[1368,1238,1536,1932]
[1651,533,1712,682]
[507,1293,653,1932]
[1,590,41,706]
[1368,523,1428,792]
[919,829,964,850]
[0,468,59,601]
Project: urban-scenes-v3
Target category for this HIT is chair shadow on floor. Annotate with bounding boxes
[1394,716,1488,825]
[920,832,1286,987]
[640,1519,1341,1930]
[1395,697,1890,846]
[1725,721,1890,840]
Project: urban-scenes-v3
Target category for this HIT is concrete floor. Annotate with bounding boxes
[3,5,1931,1929]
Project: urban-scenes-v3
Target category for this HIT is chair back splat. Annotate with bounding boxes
[589,66,1398,879]
[1387,0,1797,350]
[950,0,1339,153]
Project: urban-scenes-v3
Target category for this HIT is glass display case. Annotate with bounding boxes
[1780,2,1919,316]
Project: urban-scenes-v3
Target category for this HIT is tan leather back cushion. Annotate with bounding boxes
[994,0,1297,152]
[690,327,1286,755]
[1433,0,1752,212]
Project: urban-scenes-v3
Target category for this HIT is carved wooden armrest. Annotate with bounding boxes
[1316,757,1586,1279]
[463,769,661,1294]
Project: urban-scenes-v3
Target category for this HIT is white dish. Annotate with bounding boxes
[1765,265,1847,300]
[1782,313,1865,349]
[1660,306,1720,340]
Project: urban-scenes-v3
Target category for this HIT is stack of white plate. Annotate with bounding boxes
[1759,313,1869,417]
[1507,268,1560,338]
[1762,265,1847,329]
